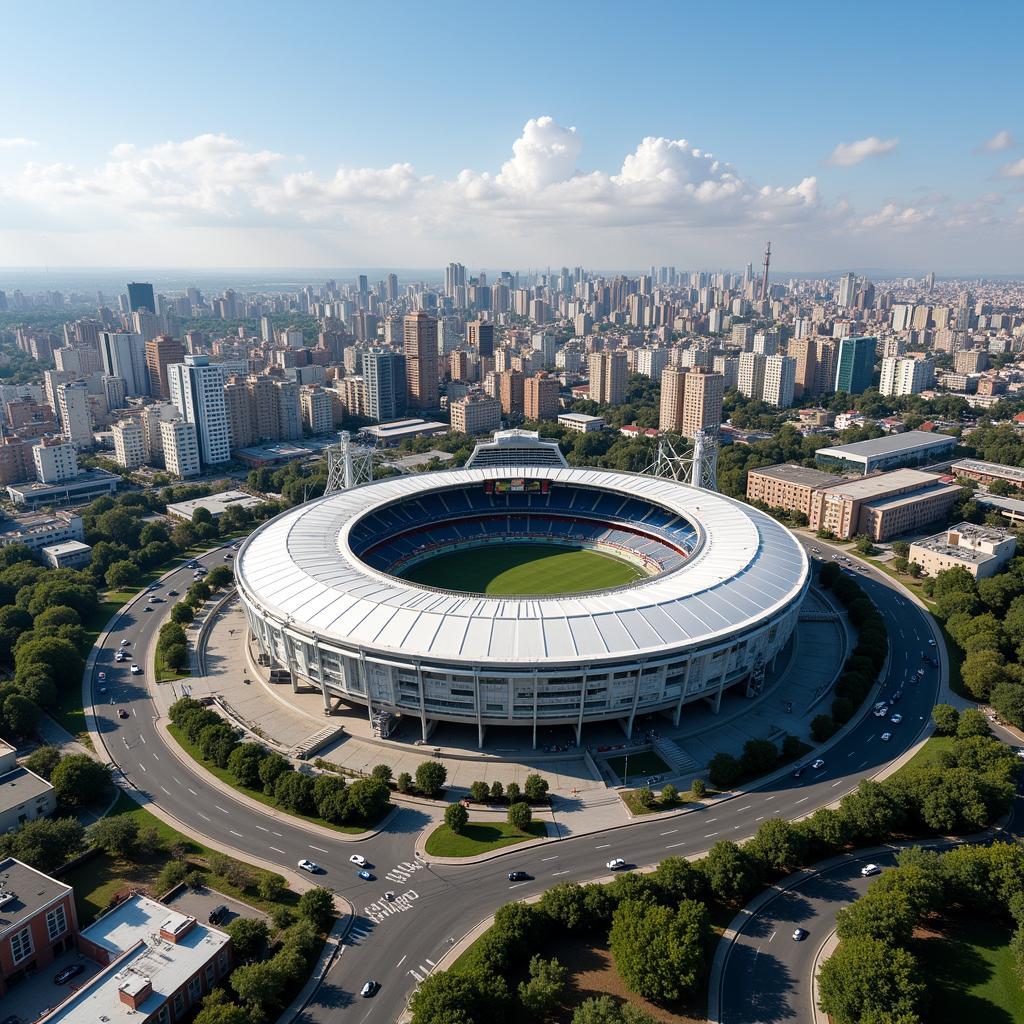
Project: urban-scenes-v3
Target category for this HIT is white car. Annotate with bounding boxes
[130,664,142,675]
[881,732,892,741]
[811,758,825,770]
[605,858,626,871]
[120,639,130,646]
[874,706,889,718]
[890,713,902,724]
[860,864,881,877]
[297,858,321,874]
[349,854,367,867]
[928,639,936,646]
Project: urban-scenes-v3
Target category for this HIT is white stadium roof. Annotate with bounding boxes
[236,467,808,667]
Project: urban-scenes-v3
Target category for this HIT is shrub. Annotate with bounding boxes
[444,802,469,834]
[508,801,533,831]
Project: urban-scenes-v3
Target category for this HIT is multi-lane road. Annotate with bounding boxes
[86,536,942,1022]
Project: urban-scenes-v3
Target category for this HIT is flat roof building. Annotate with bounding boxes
[909,521,1017,579]
[558,412,604,433]
[41,540,92,569]
[951,459,1024,489]
[0,512,84,553]
[746,464,841,519]
[362,418,448,444]
[165,489,264,522]
[6,469,120,508]
[815,430,955,474]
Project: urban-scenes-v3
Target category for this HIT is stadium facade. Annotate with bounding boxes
[235,466,809,746]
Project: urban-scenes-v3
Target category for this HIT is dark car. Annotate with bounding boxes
[54,963,85,984]
[360,980,380,997]
[208,904,229,925]
[508,871,530,881]
[168,590,178,596]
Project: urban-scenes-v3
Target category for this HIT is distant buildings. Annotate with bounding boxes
[404,312,439,411]
[362,349,406,422]
[815,430,956,475]
[659,366,724,436]
[880,356,933,397]
[588,349,627,405]
[145,334,185,399]
[126,281,155,314]
[558,412,604,433]
[451,393,501,435]
[168,355,230,467]
[833,336,877,395]
[524,373,559,421]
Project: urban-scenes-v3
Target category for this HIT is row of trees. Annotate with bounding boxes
[169,698,392,827]
[411,722,1018,1024]
[466,775,550,805]
[819,842,1024,1024]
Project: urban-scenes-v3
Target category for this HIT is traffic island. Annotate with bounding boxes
[423,820,548,858]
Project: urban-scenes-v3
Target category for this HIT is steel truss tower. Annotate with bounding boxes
[324,430,375,495]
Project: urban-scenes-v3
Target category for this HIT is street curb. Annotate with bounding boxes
[810,929,838,1024]
[276,912,353,1024]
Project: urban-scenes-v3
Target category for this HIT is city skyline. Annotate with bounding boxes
[2,1,1023,273]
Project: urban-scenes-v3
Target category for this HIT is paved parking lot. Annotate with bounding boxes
[0,947,102,1024]
[165,884,267,928]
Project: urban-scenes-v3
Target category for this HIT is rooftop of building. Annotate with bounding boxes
[748,464,840,488]
[363,418,448,440]
[558,412,605,423]
[861,481,962,513]
[951,458,1024,482]
[42,895,230,1024]
[7,469,120,494]
[41,540,91,556]
[165,489,264,519]
[0,765,54,811]
[0,857,71,940]
[0,511,79,536]
[818,469,945,500]
[910,521,1014,564]
[815,429,956,459]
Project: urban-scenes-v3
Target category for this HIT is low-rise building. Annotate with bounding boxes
[40,540,92,569]
[0,856,78,996]
[909,522,1017,579]
[950,459,1024,490]
[6,470,119,508]
[558,412,605,433]
[0,742,56,836]
[362,418,448,444]
[450,393,501,435]
[0,511,84,554]
[41,894,232,1024]
[745,464,840,518]
[809,469,961,541]
[165,489,264,522]
[815,430,956,475]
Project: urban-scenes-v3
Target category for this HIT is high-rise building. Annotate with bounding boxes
[362,348,407,422]
[101,375,126,412]
[635,347,669,380]
[531,331,557,367]
[224,376,255,449]
[524,373,559,421]
[680,368,724,437]
[131,310,160,342]
[32,434,79,482]
[659,366,688,434]
[247,375,279,441]
[300,385,333,435]
[445,262,466,298]
[112,420,146,469]
[466,320,494,359]
[274,379,302,440]
[140,402,179,462]
[127,282,156,314]
[738,351,767,400]
[498,369,525,416]
[385,273,399,301]
[404,312,439,410]
[160,418,201,478]
[167,355,230,466]
[880,357,934,397]
[837,273,856,309]
[834,336,877,395]
[145,335,185,399]
[55,381,93,449]
[762,355,796,408]
[99,331,150,397]
[588,350,627,405]
[451,393,501,435]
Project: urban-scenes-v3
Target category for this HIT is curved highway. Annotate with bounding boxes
[87,536,942,1022]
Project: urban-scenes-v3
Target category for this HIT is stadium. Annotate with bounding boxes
[235,455,809,747]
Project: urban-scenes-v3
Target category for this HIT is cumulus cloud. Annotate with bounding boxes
[827,136,899,167]
[0,137,36,148]
[1000,158,1024,179]
[979,130,1014,152]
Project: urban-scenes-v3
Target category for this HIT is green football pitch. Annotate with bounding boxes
[400,543,645,595]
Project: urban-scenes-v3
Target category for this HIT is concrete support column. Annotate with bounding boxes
[713,671,726,713]
[532,675,539,750]
[575,667,588,748]
[626,662,644,739]
[475,673,484,750]
[415,661,428,742]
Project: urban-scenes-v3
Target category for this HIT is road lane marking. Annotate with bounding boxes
[706,817,717,822]
[396,955,407,968]
[665,842,686,849]
[269,846,285,854]
[410,969,424,982]
[230,830,243,838]
[215,805,229,814]
[755,816,764,822]
[139,763,147,771]
[832,780,843,787]
[508,882,528,889]
[848,751,856,757]
[188,788,198,796]
[256,825,269,832]
[541,855,559,861]
[425,958,435,966]
[659,830,678,836]
[273,832,283,837]
[595,844,610,849]
[160,786,170,794]
[769,930,776,942]
[552,869,571,875]
[860,760,870,768]
[765,795,775,801]
[795,797,808,804]
[199,813,211,821]
[704,832,718,838]
[310,845,329,853]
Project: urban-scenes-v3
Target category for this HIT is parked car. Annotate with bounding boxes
[383,891,396,901]
[208,905,229,925]
[297,859,321,874]
[605,858,626,870]
[120,639,130,646]
[54,964,85,984]
[792,928,808,941]
[860,864,881,877]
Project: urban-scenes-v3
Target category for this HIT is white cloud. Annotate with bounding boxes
[827,136,899,167]
[1000,158,1024,179]
[0,137,36,148]
[979,130,1014,152]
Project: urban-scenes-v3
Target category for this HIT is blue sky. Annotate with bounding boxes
[2,0,1022,272]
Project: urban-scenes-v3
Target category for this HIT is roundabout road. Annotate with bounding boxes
[86,538,943,1023]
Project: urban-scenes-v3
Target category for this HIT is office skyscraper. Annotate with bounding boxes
[466,320,494,359]
[837,273,856,309]
[56,381,94,449]
[362,348,407,421]
[834,336,877,395]
[145,335,185,399]
[100,331,150,397]
[167,354,230,466]
[403,312,439,410]
[127,282,156,314]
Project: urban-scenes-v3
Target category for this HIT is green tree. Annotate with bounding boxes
[2,816,85,873]
[257,872,285,902]
[14,636,83,691]
[660,783,677,806]
[170,603,195,625]
[105,559,140,589]
[3,693,40,736]
[445,802,469,835]
[956,708,990,738]
[518,955,567,1020]
[258,752,290,793]
[231,960,285,1006]
[609,898,708,1002]
[691,778,707,799]
[297,886,335,931]
[817,935,925,1024]
[740,737,778,777]
[634,786,655,809]
[192,989,253,1024]
[409,968,510,1024]
[470,780,490,802]
[51,754,111,809]
[508,801,533,831]
[506,781,521,803]
[24,745,62,779]
[707,752,743,788]
[396,771,412,793]
[370,763,393,785]
[746,817,807,873]
[490,780,504,801]
[571,997,655,1024]
[226,743,266,789]
[836,888,918,946]
[89,815,140,857]
[415,760,447,797]
[931,703,960,736]
[345,777,390,822]
[524,773,550,803]
[991,682,1024,730]
[701,841,761,902]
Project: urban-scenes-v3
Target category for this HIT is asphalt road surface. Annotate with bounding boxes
[88,537,942,1023]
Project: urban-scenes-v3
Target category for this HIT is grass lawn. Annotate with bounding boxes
[61,792,300,926]
[894,734,956,774]
[424,820,547,857]
[605,750,670,783]
[915,915,1024,1024]
[155,645,189,683]
[167,723,381,835]
[620,785,710,815]
[401,544,644,596]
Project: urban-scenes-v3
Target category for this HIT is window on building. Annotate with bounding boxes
[204,963,215,988]
[157,1006,170,1024]
[174,991,185,1015]
[218,951,229,975]
[188,975,201,1001]
[10,926,33,963]
[46,904,67,941]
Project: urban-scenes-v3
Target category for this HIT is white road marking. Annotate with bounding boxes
[541,855,559,861]
[273,832,283,837]
[508,882,528,889]
[706,817,718,823]
[139,735,146,744]
[659,829,678,836]
[230,830,243,838]
[152,753,159,760]
[595,844,610,849]
[425,958,435,966]
[160,786,170,794]
[665,842,686,849]
[139,763,147,772]
[704,832,719,838]
[765,795,775,801]
[860,760,870,768]
[847,751,856,757]
[410,969,424,982]
[269,846,285,854]
[832,780,843,787]
[310,845,329,853]
[552,869,571,876]
[256,825,269,832]
[795,797,809,804]
[199,813,211,821]
[188,788,198,796]
[735,805,751,812]
[396,955,407,968]
[215,805,229,814]
[769,930,776,942]
[755,816,764,822]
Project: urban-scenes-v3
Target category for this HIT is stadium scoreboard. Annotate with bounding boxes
[484,478,550,494]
